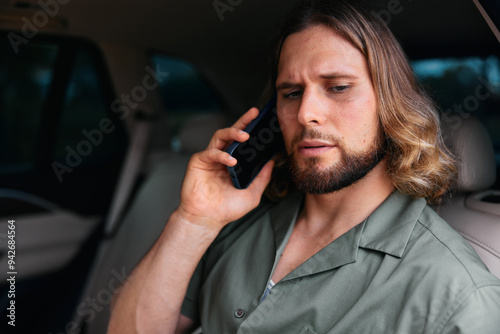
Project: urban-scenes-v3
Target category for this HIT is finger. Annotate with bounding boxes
[207,127,250,150]
[231,107,259,130]
[247,159,275,195]
[194,148,238,168]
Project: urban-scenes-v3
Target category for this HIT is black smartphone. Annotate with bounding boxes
[226,96,282,189]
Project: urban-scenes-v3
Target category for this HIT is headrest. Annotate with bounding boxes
[442,116,496,192]
[178,112,229,153]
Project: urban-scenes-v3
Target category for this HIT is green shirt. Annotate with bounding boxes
[181,191,500,333]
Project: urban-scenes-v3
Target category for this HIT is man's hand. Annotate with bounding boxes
[177,107,275,232]
[108,107,275,334]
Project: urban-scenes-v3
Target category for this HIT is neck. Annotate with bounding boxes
[297,158,395,241]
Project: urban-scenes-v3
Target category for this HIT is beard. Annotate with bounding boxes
[288,129,387,194]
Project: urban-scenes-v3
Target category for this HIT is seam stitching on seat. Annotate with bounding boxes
[453,228,500,258]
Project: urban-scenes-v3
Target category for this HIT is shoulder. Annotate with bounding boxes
[401,206,500,332]
[413,206,499,288]
[439,283,500,333]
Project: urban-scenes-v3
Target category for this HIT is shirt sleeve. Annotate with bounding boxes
[439,284,500,334]
[180,254,206,322]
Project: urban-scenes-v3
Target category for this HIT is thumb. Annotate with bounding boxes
[247,159,275,196]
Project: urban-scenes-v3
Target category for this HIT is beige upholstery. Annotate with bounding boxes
[443,117,497,192]
[83,155,189,333]
[76,113,227,333]
[178,112,228,152]
[439,116,500,278]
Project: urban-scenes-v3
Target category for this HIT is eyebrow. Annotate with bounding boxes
[276,72,359,90]
[276,82,300,91]
[319,72,358,80]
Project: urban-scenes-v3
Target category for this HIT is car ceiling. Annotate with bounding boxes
[1,0,498,108]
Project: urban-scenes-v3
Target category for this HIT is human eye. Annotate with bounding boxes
[328,85,350,93]
[283,90,303,99]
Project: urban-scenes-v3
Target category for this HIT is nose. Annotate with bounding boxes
[296,89,326,126]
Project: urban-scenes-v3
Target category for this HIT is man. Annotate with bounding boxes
[109,0,500,333]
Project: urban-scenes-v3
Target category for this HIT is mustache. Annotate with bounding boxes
[291,129,341,149]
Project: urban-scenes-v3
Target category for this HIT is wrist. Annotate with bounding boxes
[175,206,226,232]
[166,208,222,243]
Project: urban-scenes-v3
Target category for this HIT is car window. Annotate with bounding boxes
[412,56,500,164]
[150,54,224,151]
[54,46,123,166]
[0,42,58,173]
[0,36,127,215]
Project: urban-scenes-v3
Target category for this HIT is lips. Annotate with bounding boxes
[297,140,336,156]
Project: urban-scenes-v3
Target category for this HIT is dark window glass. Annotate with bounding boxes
[0,42,58,172]
[0,36,127,216]
[54,47,121,166]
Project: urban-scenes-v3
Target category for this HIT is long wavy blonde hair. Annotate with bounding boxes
[266,0,457,205]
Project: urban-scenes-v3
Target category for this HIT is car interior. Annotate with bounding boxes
[0,0,499,333]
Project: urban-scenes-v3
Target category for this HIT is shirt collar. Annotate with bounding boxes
[270,190,427,281]
[358,190,426,257]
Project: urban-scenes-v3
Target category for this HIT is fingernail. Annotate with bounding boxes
[239,130,247,135]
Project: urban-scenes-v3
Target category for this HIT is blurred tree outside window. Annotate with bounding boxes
[412,56,500,164]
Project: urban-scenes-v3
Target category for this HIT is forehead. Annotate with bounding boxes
[277,25,368,80]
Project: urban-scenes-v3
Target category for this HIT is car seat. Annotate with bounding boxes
[73,112,227,334]
[439,116,500,278]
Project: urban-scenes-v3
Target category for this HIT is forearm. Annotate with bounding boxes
[108,209,220,334]
[108,108,273,333]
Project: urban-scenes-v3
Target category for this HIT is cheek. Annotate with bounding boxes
[338,97,379,145]
[277,103,297,128]
[359,100,380,139]
[277,111,296,152]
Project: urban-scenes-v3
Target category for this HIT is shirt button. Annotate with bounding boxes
[234,309,245,318]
